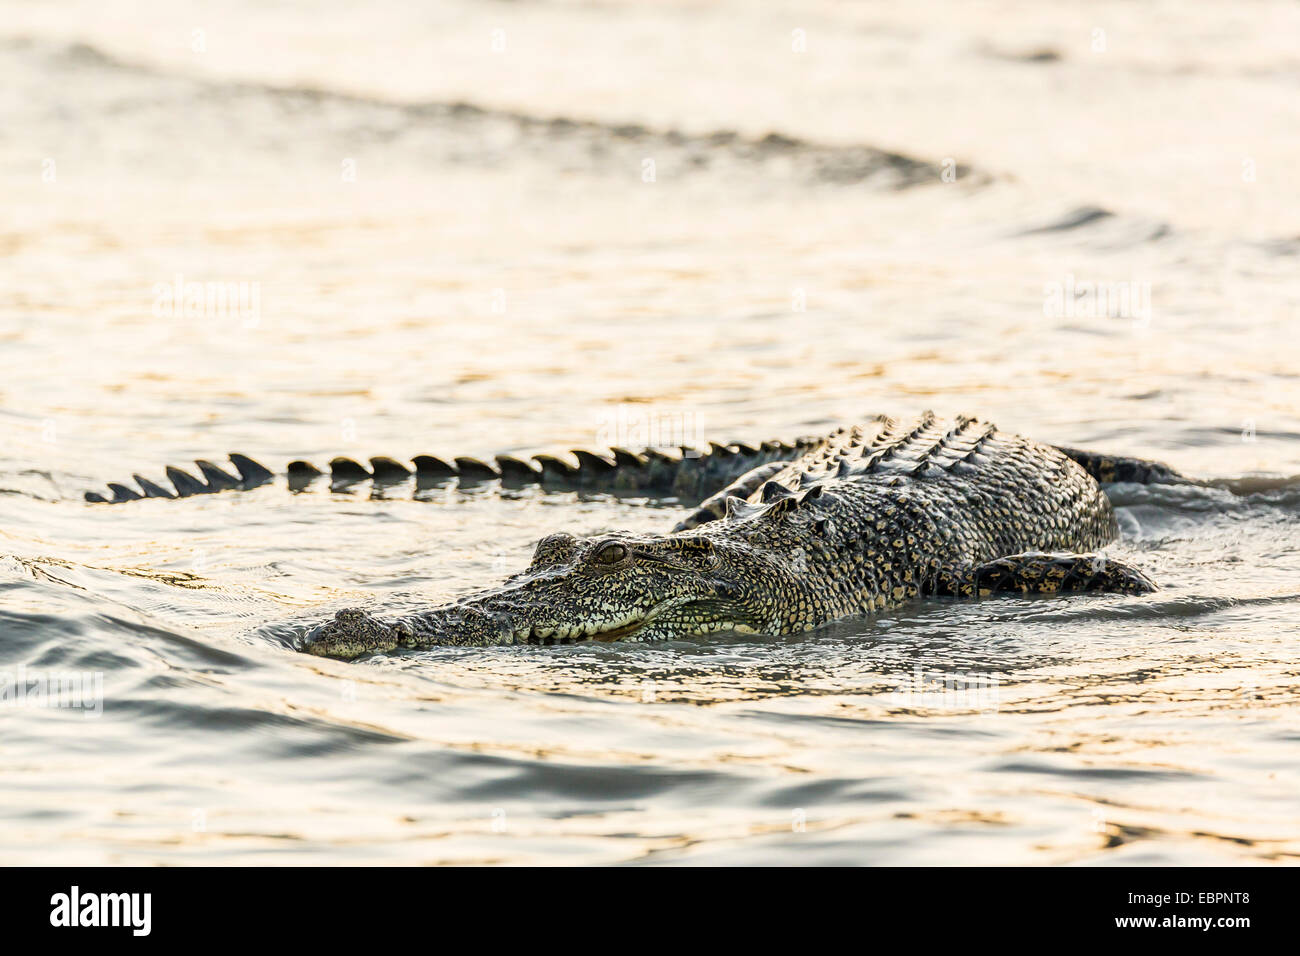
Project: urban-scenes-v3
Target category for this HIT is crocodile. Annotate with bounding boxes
[85,413,1188,658]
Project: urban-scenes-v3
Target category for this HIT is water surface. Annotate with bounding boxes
[1,0,1298,864]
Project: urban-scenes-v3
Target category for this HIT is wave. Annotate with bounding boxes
[1107,475,1300,512]
[1017,205,1115,234]
[1,37,973,189]
[1012,204,1172,247]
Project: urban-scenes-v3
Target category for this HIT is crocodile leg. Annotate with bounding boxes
[936,551,1157,598]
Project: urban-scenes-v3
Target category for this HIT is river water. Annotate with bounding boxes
[2,0,1298,864]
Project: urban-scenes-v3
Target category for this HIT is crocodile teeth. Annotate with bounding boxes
[512,616,650,646]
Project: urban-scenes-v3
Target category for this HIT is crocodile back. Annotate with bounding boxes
[729,413,1118,611]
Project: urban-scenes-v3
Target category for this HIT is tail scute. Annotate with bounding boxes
[85,453,276,503]
[84,439,803,505]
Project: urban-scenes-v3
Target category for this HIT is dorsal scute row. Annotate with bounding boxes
[84,436,813,503]
[769,413,997,490]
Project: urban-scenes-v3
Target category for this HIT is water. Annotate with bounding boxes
[2,0,1298,864]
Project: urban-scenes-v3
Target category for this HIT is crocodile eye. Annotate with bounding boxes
[592,542,631,566]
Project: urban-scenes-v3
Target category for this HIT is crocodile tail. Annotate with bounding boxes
[82,438,815,505]
[1054,446,1190,485]
[84,454,274,502]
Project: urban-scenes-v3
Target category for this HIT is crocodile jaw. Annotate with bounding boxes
[302,591,756,657]
[304,602,668,658]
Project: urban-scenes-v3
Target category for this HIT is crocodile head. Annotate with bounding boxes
[303,529,785,659]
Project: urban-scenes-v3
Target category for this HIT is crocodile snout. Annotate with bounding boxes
[303,608,406,659]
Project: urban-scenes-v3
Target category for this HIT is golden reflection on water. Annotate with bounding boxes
[1,0,1298,864]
